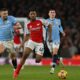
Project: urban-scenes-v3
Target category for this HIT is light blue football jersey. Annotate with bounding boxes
[0,16,17,41]
[46,18,63,43]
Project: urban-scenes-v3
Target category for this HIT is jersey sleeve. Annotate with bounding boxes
[40,18,50,26]
[59,19,63,33]
[10,16,17,25]
[24,23,30,36]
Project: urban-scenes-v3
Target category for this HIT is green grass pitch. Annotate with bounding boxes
[0,65,80,80]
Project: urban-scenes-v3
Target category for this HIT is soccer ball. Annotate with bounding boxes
[58,70,67,79]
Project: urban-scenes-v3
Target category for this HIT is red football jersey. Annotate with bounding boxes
[27,20,43,43]
[14,29,21,44]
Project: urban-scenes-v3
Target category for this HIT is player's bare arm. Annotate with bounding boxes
[23,34,30,45]
[62,31,66,37]
[20,34,30,48]
[41,19,52,42]
[47,24,52,42]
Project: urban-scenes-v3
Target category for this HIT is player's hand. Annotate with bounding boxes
[0,44,5,54]
[19,43,24,49]
[48,39,52,43]
[62,32,66,37]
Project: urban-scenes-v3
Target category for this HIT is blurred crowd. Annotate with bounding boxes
[0,0,80,57]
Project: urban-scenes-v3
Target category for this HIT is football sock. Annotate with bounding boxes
[52,54,58,68]
[16,64,22,73]
[12,59,17,69]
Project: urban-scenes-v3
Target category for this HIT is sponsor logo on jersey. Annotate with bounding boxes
[31,27,41,31]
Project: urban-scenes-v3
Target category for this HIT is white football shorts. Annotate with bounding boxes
[0,40,15,53]
[24,39,44,56]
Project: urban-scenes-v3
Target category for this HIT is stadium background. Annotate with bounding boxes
[0,0,80,80]
[0,0,80,58]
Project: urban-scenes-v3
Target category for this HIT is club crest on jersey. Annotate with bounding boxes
[6,20,10,23]
[55,21,59,24]
[55,21,60,26]
[30,25,32,29]
[37,23,40,26]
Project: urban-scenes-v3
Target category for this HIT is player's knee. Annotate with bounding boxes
[53,50,58,55]
[53,52,57,55]
[22,51,30,60]
[24,47,32,55]
[10,53,16,59]
[22,53,28,60]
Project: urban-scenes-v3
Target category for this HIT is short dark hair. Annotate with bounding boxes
[29,8,37,13]
[49,9,56,12]
[0,8,8,11]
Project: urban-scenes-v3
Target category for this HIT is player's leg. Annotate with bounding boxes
[50,43,60,74]
[14,44,19,54]
[6,40,18,70]
[0,43,5,55]
[47,41,53,53]
[9,52,17,69]
[13,40,34,78]
[15,44,24,69]
[36,54,43,63]
[13,47,32,78]
[12,44,22,69]
[35,43,44,63]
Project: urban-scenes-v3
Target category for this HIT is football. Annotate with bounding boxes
[58,70,67,79]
